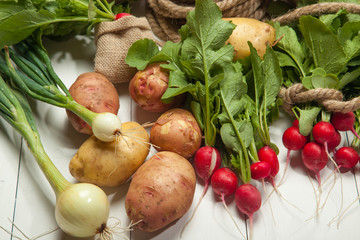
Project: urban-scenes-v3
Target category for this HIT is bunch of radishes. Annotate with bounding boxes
[282,112,360,187]
[182,146,263,239]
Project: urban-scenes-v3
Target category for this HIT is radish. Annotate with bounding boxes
[257,146,279,187]
[334,146,359,169]
[211,168,244,237]
[301,141,328,215]
[301,142,328,186]
[312,121,341,171]
[115,13,131,20]
[292,118,299,128]
[211,167,238,197]
[251,161,271,180]
[250,161,276,222]
[194,146,222,184]
[331,112,360,140]
[235,184,262,240]
[312,121,336,151]
[327,130,341,153]
[180,146,221,236]
[311,122,347,218]
[279,125,308,185]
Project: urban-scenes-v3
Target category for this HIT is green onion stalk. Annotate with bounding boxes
[0,74,113,238]
[0,40,122,142]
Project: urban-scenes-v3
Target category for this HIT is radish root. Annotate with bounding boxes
[180,182,209,238]
[220,194,246,239]
[96,218,140,240]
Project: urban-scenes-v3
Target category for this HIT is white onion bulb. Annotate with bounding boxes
[55,183,110,238]
[92,112,122,142]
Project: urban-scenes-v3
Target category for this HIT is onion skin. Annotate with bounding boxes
[55,183,110,238]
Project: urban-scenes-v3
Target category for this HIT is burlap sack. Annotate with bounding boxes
[94,16,155,84]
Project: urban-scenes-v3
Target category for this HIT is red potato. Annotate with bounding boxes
[129,62,184,112]
[125,151,196,232]
[150,108,202,159]
[66,72,119,135]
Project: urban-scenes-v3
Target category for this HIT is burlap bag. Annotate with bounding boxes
[94,16,155,84]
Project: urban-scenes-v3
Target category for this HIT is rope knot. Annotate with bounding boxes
[279,84,360,115]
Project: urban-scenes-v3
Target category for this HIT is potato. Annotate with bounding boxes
[129,62,184,113]
[66,72,120,135]
[69,121,149,187]
[125,151,196,232]
[150,108,202,159]
[223,17,276,60]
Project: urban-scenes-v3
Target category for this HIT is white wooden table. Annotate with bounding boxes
[1,7,360,240]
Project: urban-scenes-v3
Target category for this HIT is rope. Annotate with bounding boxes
[279,84,360,115]
[272,2,360,25]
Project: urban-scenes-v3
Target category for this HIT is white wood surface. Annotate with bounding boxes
[1,4,360,240]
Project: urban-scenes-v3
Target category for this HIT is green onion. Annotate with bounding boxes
[0,41,122,142]
[0,74,111,238]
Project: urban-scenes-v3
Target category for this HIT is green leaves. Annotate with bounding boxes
[0,0,123,49]
[0,10,54,48]
[126,38,160,70]
[299,15,347,75]
[273,9,360,137]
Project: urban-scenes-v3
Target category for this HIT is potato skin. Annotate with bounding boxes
[129,62,184,113]
[69,121,149,187]
[125,151,196,232]
[66,72,120,135]
[150,108,202,159]
[223,17,276,60]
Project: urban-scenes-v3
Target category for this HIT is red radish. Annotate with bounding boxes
[334,146,359,169]
[331,112,360,140]
[301,142,328,186]
[235,184,262,240]
[312,121,336,149]
[194,146,222,184]
[258,146,279,177]
[278,125,308,185]
[251,161,271,180]
[258,146,279,187]
[292,118,299,128]
[283,126,308,151]
[327,130,341,153]
[211,167,238,197]
[115,13,131,20]
[180,146,221,237]
[210,168,244,237]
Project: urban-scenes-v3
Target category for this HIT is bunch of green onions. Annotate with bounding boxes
[0,39,122,142]
[0,73,112,238]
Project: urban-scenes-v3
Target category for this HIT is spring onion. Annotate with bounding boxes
[0,40,121,142]
[0,73,114,237]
